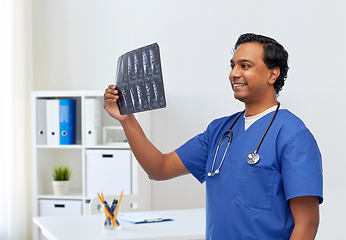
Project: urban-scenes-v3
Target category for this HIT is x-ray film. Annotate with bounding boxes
[115,43,166,115]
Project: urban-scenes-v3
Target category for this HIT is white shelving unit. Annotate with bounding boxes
[31,90,152,240]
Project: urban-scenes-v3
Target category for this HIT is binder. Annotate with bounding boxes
[59,99,76,145]
[84,98,101,145]
[46,99,60,145]
[36,99,47,145]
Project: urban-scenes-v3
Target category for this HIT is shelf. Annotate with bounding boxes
[37,145,83,149]
[38,190,83,200]
[36,143,130,149]
[32,90,104,98]
[85,143,130,149]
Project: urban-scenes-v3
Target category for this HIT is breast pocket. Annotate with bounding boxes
[235,164,277,210]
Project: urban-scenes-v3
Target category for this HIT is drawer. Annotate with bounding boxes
[38,199,82,216]
[85,149,132,198]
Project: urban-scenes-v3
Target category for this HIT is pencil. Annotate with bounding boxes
[113,191,123,226]
[97,192,103,202]
[98,192,111,226]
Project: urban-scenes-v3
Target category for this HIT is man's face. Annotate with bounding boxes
[229,42,276,105]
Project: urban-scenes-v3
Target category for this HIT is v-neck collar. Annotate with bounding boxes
[244,104,284,131]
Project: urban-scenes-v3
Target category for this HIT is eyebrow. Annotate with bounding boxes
[230,59,255,65]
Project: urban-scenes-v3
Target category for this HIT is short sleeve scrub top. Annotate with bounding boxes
[176,109,323,240]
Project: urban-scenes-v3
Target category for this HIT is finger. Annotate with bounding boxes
[105,88,118,95]
[104,92,119,101]
[104,87,118,96]
[105,87,114,94]
[108,84,116,89]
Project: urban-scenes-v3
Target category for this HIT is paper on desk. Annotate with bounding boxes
[118,212,173,224]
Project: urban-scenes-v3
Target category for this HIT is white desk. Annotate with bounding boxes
[33,208,205,240]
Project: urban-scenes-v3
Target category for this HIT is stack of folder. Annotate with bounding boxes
[36,99,76,145]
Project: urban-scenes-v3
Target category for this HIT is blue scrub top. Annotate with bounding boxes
[176,109,323,240]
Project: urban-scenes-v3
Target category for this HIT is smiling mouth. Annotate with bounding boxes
[233,84,247,87]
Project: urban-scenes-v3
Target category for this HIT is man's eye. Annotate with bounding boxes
[242,64,250,69]
[230,65,235,69]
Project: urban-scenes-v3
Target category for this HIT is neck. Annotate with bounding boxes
[244,99,278,117]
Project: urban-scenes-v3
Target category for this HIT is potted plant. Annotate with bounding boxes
[52,166,72,195]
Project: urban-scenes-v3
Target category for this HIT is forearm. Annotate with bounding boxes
[120,114,179,180]
[104,85,188,180]
[289,222,319,240]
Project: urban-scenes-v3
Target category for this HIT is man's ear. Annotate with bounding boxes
[268,67,280,85]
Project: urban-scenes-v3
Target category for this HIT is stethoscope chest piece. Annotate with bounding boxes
[247,152,260,165]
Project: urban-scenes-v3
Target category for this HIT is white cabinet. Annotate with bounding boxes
[85,149,132,197]
[31,91,152,240]
[38,199,83,240]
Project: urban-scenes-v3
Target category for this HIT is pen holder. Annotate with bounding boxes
[103,201,120,229]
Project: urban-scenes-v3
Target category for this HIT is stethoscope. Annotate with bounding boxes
[207,103,280,177]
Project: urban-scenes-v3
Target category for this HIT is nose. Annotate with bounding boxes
[229,65,241,81]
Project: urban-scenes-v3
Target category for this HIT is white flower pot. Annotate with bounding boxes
[52,181,70,195]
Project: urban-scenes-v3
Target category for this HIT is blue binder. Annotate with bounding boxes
[59,99,76,145]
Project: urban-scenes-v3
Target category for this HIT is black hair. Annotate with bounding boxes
[234,33,289,94]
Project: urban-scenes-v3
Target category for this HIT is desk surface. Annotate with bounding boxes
[33,208,206,240]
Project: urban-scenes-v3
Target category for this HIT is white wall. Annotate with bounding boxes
[32,0,346,239]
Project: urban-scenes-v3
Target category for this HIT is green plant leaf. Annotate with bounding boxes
[52,166,72,181]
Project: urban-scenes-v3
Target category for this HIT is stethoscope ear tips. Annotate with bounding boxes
[207,172,212,177]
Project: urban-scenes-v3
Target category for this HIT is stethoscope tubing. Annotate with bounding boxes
[208,110,244,177]
[253,102,280,154]
[208,103,280,177]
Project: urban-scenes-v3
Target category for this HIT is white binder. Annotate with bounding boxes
[46,99,60,145]
[36,99,47,145]
[84,98,101,145]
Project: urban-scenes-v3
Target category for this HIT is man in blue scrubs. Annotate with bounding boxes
[104,33,323,239]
